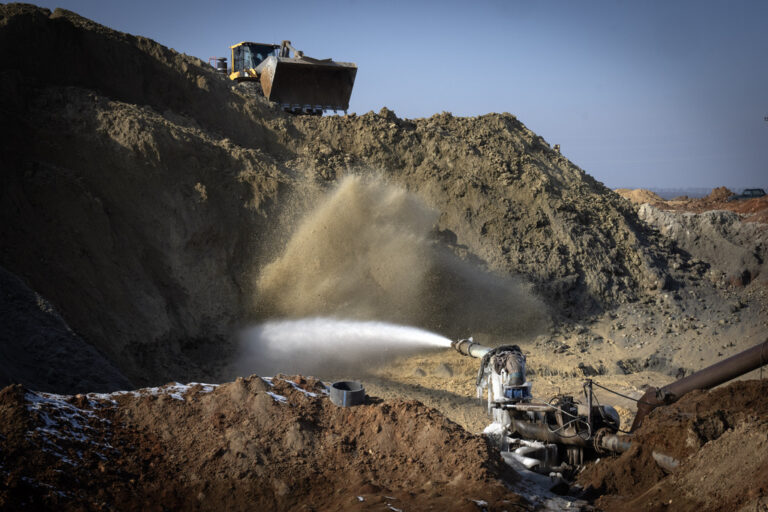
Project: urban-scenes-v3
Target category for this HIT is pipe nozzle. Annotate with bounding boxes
[451,337,492,358]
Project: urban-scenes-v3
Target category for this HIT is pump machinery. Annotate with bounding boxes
[451,337,768,476]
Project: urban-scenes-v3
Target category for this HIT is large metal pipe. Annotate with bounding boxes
[451,338,492,359]
[596,431,632,453]
[511,419,591,448]
[630,339,768,431]
[595,431,682,472]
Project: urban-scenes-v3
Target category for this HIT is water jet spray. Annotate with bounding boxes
[235,317,452,377]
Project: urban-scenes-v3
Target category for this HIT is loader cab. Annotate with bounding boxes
[229,42,279,80]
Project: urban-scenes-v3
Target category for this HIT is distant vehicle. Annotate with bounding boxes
[727,188,766,201]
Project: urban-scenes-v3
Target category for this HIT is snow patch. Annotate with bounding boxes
[267,392,288,403]
[24,391,113,466]
[89,382,220,403]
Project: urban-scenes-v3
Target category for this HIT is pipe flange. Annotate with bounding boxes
[593,427,611,455]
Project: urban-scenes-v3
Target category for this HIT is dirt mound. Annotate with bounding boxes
[0,265,131,393]
[0,4,280,145]
[1,5,766,511]
[614,188,664,206]
[0,4,685,390]
[578,379,768,511]
[289,111,678,314]
[729,196,768,223]
[703,186,734,202]
[0,5,292,387]
[0,377,530,511]
[616,186,768,288]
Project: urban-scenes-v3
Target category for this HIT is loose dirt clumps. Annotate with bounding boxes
[578,379,768,511]
[0,377,530,511]
[1,4,684,390]
[1,4,768,511]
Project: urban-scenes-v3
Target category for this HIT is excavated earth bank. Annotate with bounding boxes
[1,4,768,512]
[616,188,768,288]
[0,4,682,390]
[578,379,768,512]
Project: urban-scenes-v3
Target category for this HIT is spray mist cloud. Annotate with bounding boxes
[236,317,452,376]
[256,175,548,338]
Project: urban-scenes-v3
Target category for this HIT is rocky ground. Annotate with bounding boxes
[1,4,767,511]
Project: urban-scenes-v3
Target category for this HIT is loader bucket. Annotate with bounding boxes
[259,56,357,113]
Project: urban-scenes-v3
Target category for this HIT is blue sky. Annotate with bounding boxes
[34,0,767,189]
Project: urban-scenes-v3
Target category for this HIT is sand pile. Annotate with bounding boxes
[703,186,734,203]
[614,188,665,206]
[0,378,529,511]
[0,4,683,390]
[255,176,548,337]
[578,379,768,511]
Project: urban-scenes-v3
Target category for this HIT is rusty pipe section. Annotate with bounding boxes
[511,419,591,448]
[451,338,493,359]
[595,431,681,472]
[630,339,768,432]
[511,421,632,454]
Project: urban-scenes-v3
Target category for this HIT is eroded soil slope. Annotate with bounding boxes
[616,187,768,288]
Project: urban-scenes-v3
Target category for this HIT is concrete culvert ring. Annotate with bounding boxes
[330,381,366,407]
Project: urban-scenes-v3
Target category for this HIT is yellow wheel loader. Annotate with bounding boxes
[217,40,357,115]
